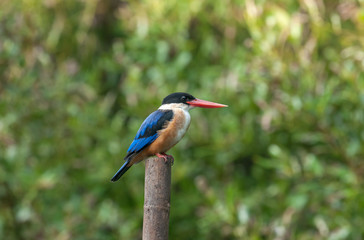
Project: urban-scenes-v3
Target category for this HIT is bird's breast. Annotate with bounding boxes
[174,108,191,142]
[147,109,191,154]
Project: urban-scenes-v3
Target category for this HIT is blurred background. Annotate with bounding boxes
[1,0,364,239]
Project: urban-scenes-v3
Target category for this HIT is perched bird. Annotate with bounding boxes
[111,92,227,182]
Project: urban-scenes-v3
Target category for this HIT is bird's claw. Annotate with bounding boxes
[156,153,174,165]
[164,153,174,166]
[156,153,168,162]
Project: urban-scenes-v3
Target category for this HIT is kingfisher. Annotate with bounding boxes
[111,92,227,182]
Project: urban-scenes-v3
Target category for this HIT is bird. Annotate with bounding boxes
[111,92,227,182]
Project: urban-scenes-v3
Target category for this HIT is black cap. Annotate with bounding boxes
[162,92,196,105]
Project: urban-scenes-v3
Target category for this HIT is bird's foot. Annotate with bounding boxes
[156,153,174,165]
[156,153,168,162]
[162,152,174,165]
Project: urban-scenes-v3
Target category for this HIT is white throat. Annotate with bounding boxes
[158,103,193,111]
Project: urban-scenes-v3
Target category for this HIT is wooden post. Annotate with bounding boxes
[142,156,172,240]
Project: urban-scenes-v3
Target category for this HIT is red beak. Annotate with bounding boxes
[187,98,228,108]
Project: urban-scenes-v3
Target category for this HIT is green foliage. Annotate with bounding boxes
[1,0,364,239]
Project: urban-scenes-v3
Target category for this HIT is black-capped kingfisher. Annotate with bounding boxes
[111,92,227,182]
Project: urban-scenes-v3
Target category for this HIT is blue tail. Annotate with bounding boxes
[111,160,131,182]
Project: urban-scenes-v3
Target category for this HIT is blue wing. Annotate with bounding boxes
[125,110,174,160]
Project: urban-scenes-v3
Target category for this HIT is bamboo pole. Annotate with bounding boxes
[142,156,172,240]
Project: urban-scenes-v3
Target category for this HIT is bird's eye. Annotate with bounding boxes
[181,96,186,101]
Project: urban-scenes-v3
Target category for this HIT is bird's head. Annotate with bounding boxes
[160,92,227,110]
